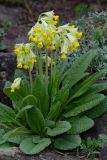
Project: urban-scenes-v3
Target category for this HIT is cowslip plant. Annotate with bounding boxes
[0,11,107,155]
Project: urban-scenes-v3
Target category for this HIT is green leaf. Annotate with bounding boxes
[47,101,61,121]
[32,75,44,98]
[86,97,107,119]
[4,80,30,111]
[32,136,50,144]
[63,50,97,88]
[54,85,69,107]
[40,93,49,117]
[20,137,51,155]
[56,60,68,85]
[47,121,71,136]
[50,86,69,120]
[15,105,33,119]
[0,142,15,148]
[0,103,16,123]
[87,83,107,95]
[22,95,37,107]
[8,135,28,145]
[64,94,105,118]
[68,116,94,134]
[3,127,29,141]
[26,107,46,135]
[54,135,81,150]
[0,129,6,144]
[70,72,103,100]
[46,120,55,128]
[33,75,49,117]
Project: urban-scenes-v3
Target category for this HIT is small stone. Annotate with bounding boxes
[0,147,20,157]
[0,71,7,79]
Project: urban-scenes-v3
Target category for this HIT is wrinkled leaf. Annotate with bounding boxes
[68,116,94,134]
[47,121,71,136]
[20,137,51,155]
[54,135,81,150]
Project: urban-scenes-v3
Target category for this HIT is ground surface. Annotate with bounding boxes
[0,147,90,160]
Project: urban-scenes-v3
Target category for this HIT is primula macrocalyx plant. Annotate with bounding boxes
[0,11,107,155]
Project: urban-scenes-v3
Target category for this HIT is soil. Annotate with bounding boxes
[0,148,77,160]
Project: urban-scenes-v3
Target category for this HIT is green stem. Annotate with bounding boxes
[29,69,33,94]
[35,60,38,77]
[53,50,58,81]
[46,50,48,94]
[50,53,53,79]
[39,50,43,82]
[34,46,39,78]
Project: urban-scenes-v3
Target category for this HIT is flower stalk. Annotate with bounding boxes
[29,69,33,94]
[45,50,49,94]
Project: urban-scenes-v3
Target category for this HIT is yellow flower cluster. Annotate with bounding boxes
[28,11,82,59]
[38,11,59,26]
[28,21,58,51]
[14,11,82,73]
[14,43,36,70]
[57,24,82,59]
[11,77,21,92]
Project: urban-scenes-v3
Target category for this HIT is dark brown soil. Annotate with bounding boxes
[0,147,90,160]
[0,5,30,51]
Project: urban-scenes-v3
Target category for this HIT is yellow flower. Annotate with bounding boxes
[46,45,50,49]
[45,37,52,45]
[52,20,58,26]
[73,41,80,49]
[11,77,21,92]
[50,45,56,51]
[25,47,30,53]
[35,28,42,33]
[31,58,37,64]
[76,32,83,39]
[51,29,56,35]
[31,37,38,43]
[14,48,20,54]
[29,35,33,41]
[70,47,76,52]
[47,36,51,42]
[53,15,59,21]
[37,42,43,49]
[42,32,47,38]
[61,53,67,59]
[22,51,25,54]
[17,63,22,68]
[23,64,29,69]
[70,25,75,28]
